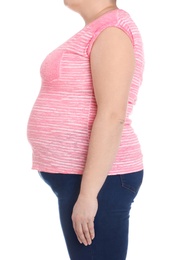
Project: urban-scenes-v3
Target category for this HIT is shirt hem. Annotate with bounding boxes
[32,165,144,176]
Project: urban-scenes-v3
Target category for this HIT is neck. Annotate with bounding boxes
[82,4,118,25]
[65,0,117,25]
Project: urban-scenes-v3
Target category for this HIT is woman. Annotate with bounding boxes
[27,0,144,259]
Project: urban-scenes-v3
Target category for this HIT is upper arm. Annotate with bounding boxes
[90,27,135,120]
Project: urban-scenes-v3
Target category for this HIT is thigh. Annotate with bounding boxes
[92,170,143,260]
[39,170,143,260]
[39,172,92,259]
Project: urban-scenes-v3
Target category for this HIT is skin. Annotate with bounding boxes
[64,0,135,246]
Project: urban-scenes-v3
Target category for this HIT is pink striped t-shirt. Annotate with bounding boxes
[27,8,144,175]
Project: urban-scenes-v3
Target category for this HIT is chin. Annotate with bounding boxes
[63,0,80,10]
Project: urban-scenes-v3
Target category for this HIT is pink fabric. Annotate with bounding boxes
[27,9,144,175]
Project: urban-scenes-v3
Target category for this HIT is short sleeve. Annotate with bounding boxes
[86,23,134,58]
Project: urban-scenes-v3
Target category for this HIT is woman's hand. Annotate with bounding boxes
[71,194,98,246]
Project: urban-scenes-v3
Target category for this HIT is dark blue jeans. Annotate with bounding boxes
[39,170,143,260]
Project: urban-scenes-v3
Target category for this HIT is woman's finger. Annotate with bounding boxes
[82,222,92,245]
[87,221,95,240]
[74,222,88,246]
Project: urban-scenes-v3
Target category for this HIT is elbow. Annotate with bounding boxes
[97,110,126,125]
[109,112,126,125]
[117,117,125,125]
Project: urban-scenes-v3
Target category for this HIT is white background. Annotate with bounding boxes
[0,0,180,259]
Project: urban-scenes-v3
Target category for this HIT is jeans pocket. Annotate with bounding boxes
[120,170,144,194]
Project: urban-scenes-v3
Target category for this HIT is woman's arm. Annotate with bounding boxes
[72,27,135,246]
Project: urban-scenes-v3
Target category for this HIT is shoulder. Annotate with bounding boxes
[86,9,138,57]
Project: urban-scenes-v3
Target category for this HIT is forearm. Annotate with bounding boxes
[80,112,124,198]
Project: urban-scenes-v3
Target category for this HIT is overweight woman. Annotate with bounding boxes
[27,0,144,259]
